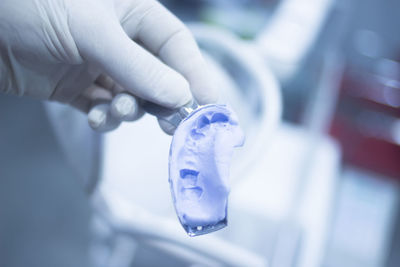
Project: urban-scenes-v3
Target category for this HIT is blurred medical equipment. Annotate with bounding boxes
[40,0,400,267]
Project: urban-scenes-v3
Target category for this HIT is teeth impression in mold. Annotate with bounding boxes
[169,104,245,236]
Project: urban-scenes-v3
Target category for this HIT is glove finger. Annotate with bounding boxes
[95,74,116,91]
[82,84,113,100]
[95,74,126,98]
[83,85,121,132]
[110,93,145,121]
[94,75,149,121]
[70,84,113,113]
[120,0,218,105]
[69,6,192,109]
[88,102,121,132]
[70,84,121,132]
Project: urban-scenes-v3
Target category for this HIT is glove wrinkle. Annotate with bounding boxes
[35,0,83,64]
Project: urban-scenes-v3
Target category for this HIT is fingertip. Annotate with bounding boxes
[187,68,219,105]
[110,93,144,121]
[88,103,121,132]
[193,83,219,105]
[156,70,192,109]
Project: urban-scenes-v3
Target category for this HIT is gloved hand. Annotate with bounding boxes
[0,0,218,134]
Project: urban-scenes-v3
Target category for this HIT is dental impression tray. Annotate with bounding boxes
[168,103,244,236]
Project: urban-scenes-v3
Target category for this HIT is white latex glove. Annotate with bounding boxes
[0,0,218,133]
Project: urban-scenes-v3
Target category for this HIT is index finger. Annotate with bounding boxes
[120,0,218,105]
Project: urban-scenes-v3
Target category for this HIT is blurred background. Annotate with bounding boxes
[1,0,400,266]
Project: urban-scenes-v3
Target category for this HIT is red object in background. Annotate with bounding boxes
[330,116,400,178]
[341,68,400,117]
[329,67,400,179]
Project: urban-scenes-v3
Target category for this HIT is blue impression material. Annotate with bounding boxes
[169,104,245,236]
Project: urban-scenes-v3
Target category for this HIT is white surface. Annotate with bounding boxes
[100,115,173,218]
[229,123,340,267]
[324,169,399,267]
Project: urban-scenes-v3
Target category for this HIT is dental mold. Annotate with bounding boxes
[169,104,244,236]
